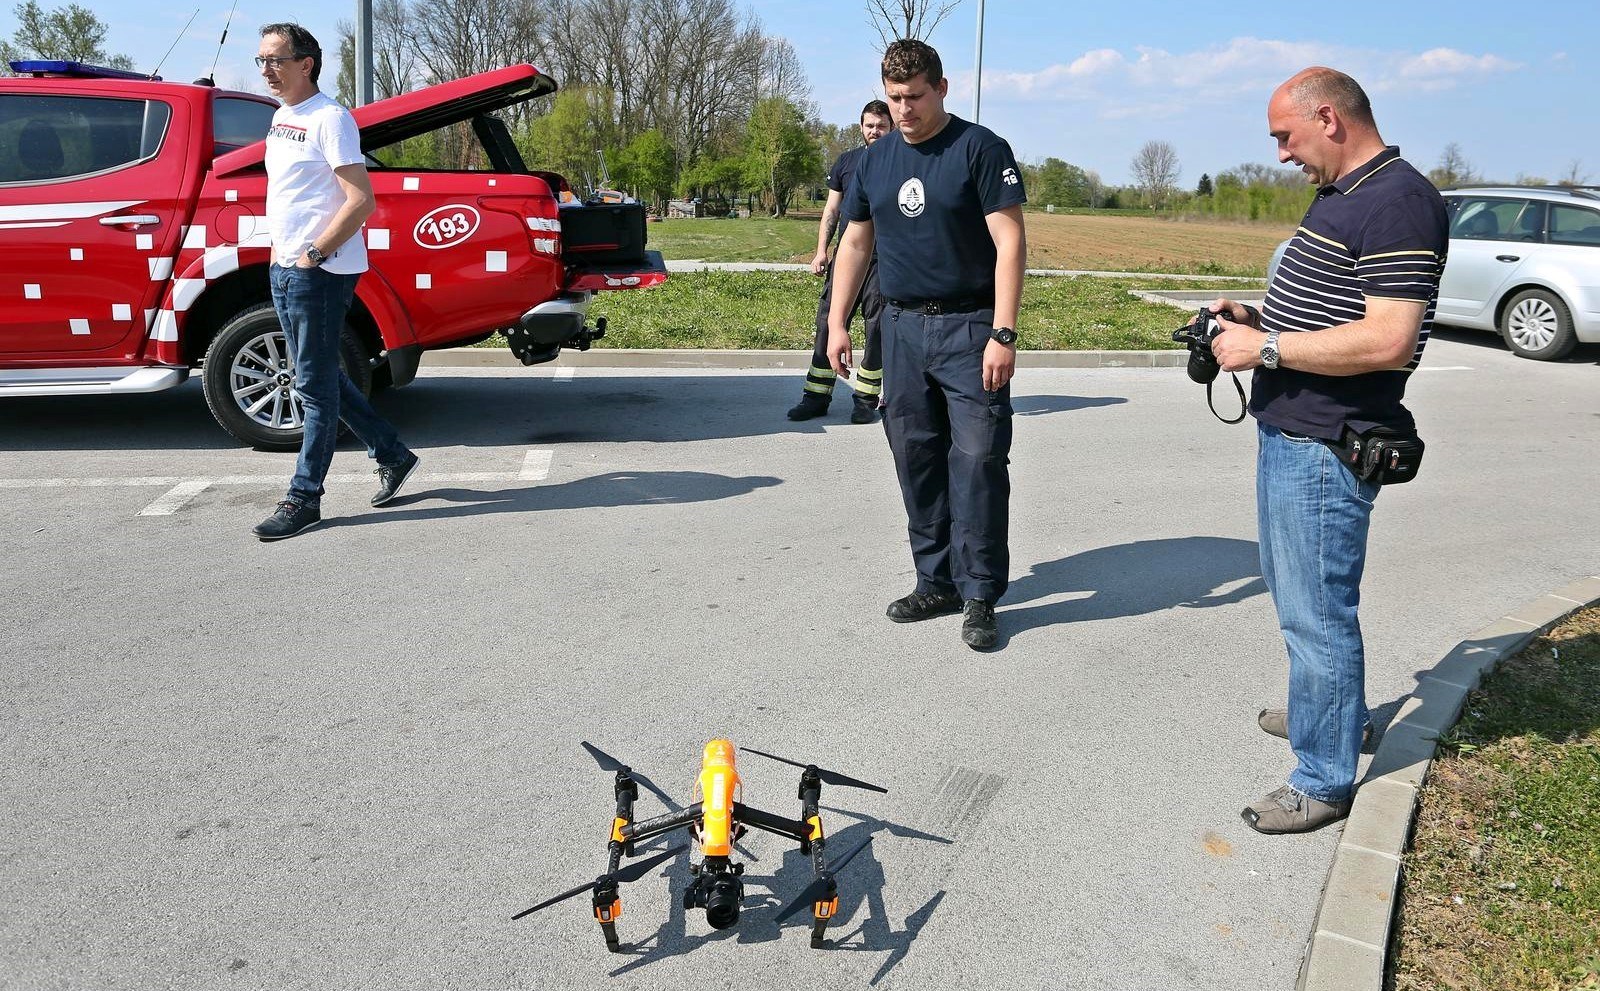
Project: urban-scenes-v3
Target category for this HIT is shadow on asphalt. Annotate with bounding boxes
[0,374,1129,452]
[598,811,952,979]
[999,536,1267,642]
[1429,325,1600,363]
[319,471,782,529]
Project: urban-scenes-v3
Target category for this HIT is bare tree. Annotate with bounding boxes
[865,0,962,48]
[1558,159,1590,187]
[1130,140,1180,208]
[1427,142,1477,188]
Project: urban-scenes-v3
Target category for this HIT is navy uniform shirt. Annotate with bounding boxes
[825,144,867,246]
[1253,147,1449,438]
[841,115,1025,301]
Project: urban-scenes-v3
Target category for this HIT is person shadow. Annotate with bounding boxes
[321,470,781,529]
[999,536,1267,643]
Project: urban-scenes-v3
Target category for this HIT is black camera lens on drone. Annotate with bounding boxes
[704,874,744,930]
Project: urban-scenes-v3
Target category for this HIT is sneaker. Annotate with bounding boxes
[961,599,998,650]
[252,500,320,541]
[786,394,831,421]
[850,395,879,424]
[885,590,962,623]
[1257,709,1373,746]
[1242,784,1351,835]
[371,451,420,507]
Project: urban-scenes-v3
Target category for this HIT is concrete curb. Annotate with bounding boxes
[1297,576,1600,991]
[424,347,1192,369]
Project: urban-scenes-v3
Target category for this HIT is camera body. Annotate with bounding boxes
[1172,306,1225,384]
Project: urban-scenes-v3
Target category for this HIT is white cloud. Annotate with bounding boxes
[1399,48,1521,78]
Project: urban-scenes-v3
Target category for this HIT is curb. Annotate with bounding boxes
[1297,575,1600,991]
[424,348,1192,370]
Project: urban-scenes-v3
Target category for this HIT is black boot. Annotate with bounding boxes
[850,393,878,424]
[786,393,831,421]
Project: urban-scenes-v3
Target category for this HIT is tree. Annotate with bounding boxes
[743,96,821,217]
[1426,142,1477,188]
[865,0,962,48]
[5,1,133,70]
[1032,157,1091,208]
[1130,140,1180,209]
[617,129,676,212]
[1196,173,1213,197]
[1558,159,1590,187]
[520,86,616,191]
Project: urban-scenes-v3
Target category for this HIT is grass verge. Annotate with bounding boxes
[1388,605,1600,991]
[486,271,1261,351]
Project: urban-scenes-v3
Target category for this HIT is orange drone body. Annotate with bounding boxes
[695,738,741,856]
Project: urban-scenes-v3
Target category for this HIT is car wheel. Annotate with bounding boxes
[201,304,372,450]
[1499,288,1577,361]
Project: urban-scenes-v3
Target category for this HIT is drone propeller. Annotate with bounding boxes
[738,747,888,794]
[773,835,874,923]
[512,845,685,920]
[581,741,678,808]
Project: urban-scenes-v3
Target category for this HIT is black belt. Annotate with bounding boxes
[888,296,993,315]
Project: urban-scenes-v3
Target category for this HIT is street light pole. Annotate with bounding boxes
[355,0,374,106]
[972,0,985,122]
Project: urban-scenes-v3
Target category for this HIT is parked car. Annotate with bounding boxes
[0,60,665,447]
[1265,185,1600,361]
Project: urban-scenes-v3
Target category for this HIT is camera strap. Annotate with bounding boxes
[1207,373,1247,424]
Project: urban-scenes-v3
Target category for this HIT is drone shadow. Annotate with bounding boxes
[607,812,953,980]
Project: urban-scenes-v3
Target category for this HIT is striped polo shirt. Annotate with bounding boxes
[1252,146,1449,438]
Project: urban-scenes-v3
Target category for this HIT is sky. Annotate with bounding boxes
[8,0,1596,187]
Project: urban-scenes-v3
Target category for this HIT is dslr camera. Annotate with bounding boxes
[1172,306,1227,384]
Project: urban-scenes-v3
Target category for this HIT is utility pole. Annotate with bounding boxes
[354,0,374,105]
[972,0,985,122]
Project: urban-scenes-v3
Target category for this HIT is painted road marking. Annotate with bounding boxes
[554,365,576,381]
[521,450,553,480]
[137,480,211,516]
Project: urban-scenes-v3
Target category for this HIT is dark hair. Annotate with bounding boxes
[260,22,323,86]
[1288,67,1375,129]
[860,99,890,122]
[881,39,942,86]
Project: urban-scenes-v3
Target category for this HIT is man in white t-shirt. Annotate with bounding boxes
[251,22,418,541]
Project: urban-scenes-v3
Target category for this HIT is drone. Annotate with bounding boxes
[513,739,887,950]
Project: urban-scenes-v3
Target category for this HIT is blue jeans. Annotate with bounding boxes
[880,304,1012,603]
[1257,423,1380,803]
[270,264,407,509]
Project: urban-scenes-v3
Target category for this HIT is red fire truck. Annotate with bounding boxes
[0,60,664,448]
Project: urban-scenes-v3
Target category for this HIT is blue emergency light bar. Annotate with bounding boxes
[8,60,160,81]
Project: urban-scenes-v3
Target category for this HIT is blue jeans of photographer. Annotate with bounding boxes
[271,264,407,509]
[1256,422,1380,803]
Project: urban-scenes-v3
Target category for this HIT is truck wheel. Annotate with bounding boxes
[201,304,372,450]
[1499,288,1577,361]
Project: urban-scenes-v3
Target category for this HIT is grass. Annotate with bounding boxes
[570,271,1260,351]
[647,213,1295,277]
[1388,605,1600,991]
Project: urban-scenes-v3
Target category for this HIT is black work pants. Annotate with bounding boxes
[802,256,884,401]
[880,303,1012,603]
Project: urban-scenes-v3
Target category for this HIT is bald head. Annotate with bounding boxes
[1277,67,1375,131]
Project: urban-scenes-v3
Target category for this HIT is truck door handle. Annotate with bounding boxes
[100,214,161,228]
[1495,254,1520,262]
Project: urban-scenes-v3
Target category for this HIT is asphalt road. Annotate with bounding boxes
[2,330,1596,990]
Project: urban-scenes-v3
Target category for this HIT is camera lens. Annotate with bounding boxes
[704,874,743,930]
[1187,349,1220,384]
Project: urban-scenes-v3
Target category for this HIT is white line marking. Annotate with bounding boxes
[554,366,576,382]
[0,471,524,491]
[137,480,211,516]
[520,450,554,480]
[1418,366,1473,372]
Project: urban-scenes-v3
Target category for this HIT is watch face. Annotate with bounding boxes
[992,328,1017,345]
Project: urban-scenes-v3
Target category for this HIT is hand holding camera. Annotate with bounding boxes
[1172,303,1259,424]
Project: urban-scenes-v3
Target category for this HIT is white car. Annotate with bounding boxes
[1266,185,1600,360]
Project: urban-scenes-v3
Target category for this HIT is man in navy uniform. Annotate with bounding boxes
[787,100,892,424]
[826,39,1026,650]
[1209,67,1448,833]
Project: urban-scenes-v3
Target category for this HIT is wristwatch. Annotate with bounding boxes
[305,245,327,267]
[1260,329,1281,370]
[990,326,1018,346]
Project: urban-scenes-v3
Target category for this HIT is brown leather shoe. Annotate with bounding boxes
[1241,785,1351,834]
[1257,708,1372,746]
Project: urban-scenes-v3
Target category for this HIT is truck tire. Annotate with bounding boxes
[201,304,372,450]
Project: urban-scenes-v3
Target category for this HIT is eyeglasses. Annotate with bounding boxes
[254,55,305,69]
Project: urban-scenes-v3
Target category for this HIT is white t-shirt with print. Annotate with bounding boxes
[264,90,368,274]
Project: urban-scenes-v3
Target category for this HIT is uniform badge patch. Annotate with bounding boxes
[897,178,925,218]
[1002,167,1019,186]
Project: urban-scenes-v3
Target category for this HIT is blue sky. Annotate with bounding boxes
[10,0,1596,187]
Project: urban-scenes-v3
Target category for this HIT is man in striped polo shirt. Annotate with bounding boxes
[1208,67,1448,834]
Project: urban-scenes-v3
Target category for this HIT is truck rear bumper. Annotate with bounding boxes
[0,366,189,397]
[507,292,605,365]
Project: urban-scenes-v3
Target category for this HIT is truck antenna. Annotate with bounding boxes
[148,7,201,81]
[204,0,242,84]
